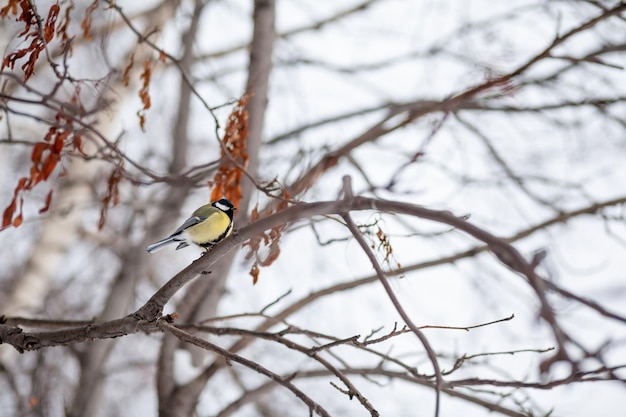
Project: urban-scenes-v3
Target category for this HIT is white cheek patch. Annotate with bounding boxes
[214,202,231,212]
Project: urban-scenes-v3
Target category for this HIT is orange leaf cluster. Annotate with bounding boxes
[244,193,291,284]
[98,164,123,230]
[1,1,60,81]
[136,60,152,131]
[210,95,250,207]
[2,113,83,230]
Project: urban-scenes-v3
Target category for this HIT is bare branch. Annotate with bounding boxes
[158,320,331,417]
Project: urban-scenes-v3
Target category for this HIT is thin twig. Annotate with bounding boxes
[339,175,442,417]
[158,320,331,417]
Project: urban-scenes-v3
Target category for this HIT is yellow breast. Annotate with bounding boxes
[186,211,232,244]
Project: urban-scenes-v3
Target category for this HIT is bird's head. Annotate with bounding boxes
[212,198,236,214]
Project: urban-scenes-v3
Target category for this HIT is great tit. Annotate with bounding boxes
[146,198,236,254]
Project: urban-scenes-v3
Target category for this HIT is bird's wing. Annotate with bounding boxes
[170,215,205,236]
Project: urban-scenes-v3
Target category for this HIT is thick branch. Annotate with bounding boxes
[2,195,625,352]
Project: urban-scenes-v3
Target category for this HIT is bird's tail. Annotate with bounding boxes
[146,236,177,254]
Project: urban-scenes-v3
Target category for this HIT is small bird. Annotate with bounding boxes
[146,198,237,254]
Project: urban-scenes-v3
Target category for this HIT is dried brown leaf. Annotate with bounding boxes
[39,189,54,214]
[98,165,123,230]
[43,4,60,43]
[250,263,260,285]
[81,0,99,41]
[0,0,20,17]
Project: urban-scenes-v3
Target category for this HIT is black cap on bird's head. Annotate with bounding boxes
[212,198,236,213]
